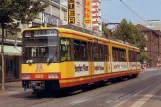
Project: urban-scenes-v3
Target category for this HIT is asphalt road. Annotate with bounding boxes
[1,70,161,107]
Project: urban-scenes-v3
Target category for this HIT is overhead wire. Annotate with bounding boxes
[120,0,157,29]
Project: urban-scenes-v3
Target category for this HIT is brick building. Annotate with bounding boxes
[136,24,161,67]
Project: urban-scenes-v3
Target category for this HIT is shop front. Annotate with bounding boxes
[0,45,22,82]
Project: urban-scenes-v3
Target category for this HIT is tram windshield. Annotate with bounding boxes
[22,30,58,63]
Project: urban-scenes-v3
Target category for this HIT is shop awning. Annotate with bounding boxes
[0,45,22,56]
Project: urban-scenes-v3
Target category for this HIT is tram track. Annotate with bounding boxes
[1,71,161,107]
[61,79,161,107]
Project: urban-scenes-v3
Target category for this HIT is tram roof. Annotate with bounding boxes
[23,26,140,51]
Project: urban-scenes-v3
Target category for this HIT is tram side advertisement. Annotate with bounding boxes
[74,62,89,77]
[94,62,105,74]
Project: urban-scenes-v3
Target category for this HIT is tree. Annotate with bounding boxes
[140,52,152,65]
[102,22,111,39]
[112,18,131,43]
[112,18,147,50]
[0,0,49,92]
[136,32,147,50]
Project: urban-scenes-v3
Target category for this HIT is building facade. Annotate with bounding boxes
[92,0,102,32]
[136,24,161,67]
[21,0,68,29]
[69,0,102,36]
[0,28,22,82]
[145,20,161,31]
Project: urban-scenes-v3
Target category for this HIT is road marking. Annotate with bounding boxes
[114,79,161,107]
[130,84,161,107]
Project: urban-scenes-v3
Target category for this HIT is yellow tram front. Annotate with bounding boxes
[22,28,61,92]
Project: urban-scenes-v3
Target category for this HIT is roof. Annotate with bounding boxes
[58,28,140,50]
[136,24,161,36]
[136,24,152,31]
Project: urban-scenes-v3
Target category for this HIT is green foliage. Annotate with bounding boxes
[136,33,147,50]
[140,52,152,64]
[0,0,49,25]
[102,22,111,38]
[113,19,131,43]
[112,18,147,50]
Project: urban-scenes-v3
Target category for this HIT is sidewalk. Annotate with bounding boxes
[0,81,23,95]
[144,67,161,72]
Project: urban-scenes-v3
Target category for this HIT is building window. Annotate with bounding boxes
[63,11,67,20]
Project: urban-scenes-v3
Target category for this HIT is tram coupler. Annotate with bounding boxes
[29,81,45,90]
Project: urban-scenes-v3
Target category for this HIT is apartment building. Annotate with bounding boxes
[69,0,102,36]
[21,0,68,29]
[92,0,102,32]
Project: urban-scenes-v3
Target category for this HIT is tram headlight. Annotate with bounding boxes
[48,74,58,79]
[22,74,31,79]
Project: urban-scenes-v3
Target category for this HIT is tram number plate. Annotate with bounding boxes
[35,74,44,79]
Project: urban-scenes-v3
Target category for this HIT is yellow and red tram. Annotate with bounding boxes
[21,27,141,92]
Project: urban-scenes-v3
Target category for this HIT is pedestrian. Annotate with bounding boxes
[141,64,145,72]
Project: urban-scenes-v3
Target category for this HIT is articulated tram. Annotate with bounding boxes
[21,27,141,93]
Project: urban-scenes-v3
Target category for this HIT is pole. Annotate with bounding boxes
[1,21,5,92]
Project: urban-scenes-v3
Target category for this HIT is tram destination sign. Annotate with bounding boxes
[24,30,58,37]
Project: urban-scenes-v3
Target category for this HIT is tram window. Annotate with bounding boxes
[98,44,102,61]
[93,43,98,61]
[130,51,134,62]
[129,51,139,62]
[112,49,116,61]
[128,50,132,62]
[137,52,140,62]
[101,44,105,61]
[81,41,88,61]
[73,40,88,61]
[74,40,81,61]
[112,47,126,62]
[88,42,93,61]
[133,52,136,62]
[60,38,71,61]
[104,45,108,61]
[128,51,130,62]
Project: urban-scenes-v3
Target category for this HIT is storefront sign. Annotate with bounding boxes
[42,12,62,26]
[84,0,91,24]
[68,0,75,24]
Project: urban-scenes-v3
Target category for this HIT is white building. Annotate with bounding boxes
[91,0,102,33]
[21,0,68,29]
[145,20,161,31]
[74,0,102,36]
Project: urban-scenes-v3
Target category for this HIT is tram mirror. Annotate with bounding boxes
[47,58,52,64]
[26,60,33,64]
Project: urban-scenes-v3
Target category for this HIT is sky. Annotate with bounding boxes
[102,0,161,24]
